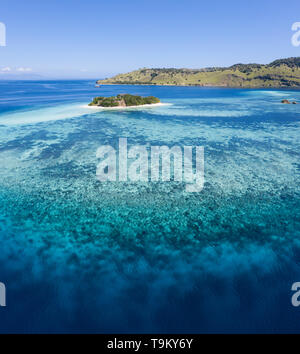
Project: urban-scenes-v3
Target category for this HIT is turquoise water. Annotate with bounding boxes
[0,80,300,333]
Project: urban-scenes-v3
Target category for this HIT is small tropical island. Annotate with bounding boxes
[281,99,297,104]
[88,94,161,108]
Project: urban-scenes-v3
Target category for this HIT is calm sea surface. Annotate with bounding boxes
[0,80,299,333]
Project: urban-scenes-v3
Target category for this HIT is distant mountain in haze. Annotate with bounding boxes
[0,72,44,80]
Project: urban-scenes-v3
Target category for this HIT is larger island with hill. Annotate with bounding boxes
[97,57,300,88]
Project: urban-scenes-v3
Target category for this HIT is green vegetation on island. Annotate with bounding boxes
[97,57,300,88]
[88,94,160,107]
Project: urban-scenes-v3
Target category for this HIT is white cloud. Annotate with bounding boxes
[1,67,11,72]
[16,67,32,72]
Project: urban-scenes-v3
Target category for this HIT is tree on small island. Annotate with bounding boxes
[88,94,160,107]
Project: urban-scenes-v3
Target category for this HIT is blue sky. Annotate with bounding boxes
[0,0,300,78]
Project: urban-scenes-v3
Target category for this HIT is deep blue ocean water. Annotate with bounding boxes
[0,80,299,333]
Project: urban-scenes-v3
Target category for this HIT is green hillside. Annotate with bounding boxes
[97,57,300,88]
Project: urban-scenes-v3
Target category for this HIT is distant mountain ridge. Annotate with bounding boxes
[0,73,44,80]
[97,57,300,88]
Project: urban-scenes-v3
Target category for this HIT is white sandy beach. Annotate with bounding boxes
[82,102,171,110]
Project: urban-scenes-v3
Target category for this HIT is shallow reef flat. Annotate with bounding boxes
[0,83,299,332]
